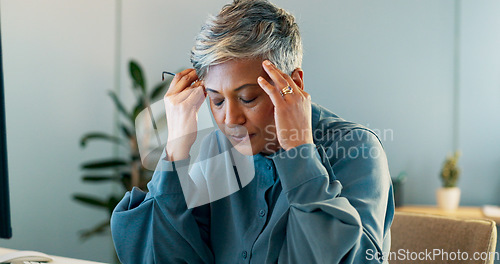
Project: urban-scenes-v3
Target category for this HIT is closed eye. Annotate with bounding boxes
[240,97,256,104]
[211,97,256,107]
[213,99,224,106]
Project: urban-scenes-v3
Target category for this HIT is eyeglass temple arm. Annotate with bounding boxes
[162,71,176,81]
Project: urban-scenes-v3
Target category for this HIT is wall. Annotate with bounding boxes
[458,0,500,205]
[0,0,116,262]
[285,0,456,205]
[119,0,457,205]
[1,0,499,263]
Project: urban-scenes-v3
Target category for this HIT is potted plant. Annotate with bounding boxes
[72,60,171,252]
[436,151,461,211]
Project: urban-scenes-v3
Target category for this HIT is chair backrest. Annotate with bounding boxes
[390,211,497,264]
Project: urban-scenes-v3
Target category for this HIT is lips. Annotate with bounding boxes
[220,125,255,144]
[223,126,248,136]
[230,133,254,142]
[230,132,248,138]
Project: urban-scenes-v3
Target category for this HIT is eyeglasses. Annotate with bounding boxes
[161,71,176,81]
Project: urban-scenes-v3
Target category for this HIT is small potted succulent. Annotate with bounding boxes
[436,151,461,211]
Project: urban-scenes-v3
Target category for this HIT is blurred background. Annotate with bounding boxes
[1,0,499,263]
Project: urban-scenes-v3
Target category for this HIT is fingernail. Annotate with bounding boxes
[264,60,272,66]
[258,76,264,82]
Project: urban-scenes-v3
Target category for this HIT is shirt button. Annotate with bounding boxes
[259,209,266,217]
[242,250,248,259]
[267,165,272,170]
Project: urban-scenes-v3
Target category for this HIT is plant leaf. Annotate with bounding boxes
[108,91,132,121]
[73,194,108,208]
[120,124,133,139]
[81,159,128,169]
[82,175,121,182]
[120,172,132,191]
[150,81,168,100]
[107,196,121,214]
[132,96,146,120]
[80,132,124,147]
[79,219,110,241]
[129,60,146,94]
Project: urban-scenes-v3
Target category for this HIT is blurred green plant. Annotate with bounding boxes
[73,60,172,240]
[440,151,461,188]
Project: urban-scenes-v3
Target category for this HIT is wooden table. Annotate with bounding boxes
[396,205,500,224]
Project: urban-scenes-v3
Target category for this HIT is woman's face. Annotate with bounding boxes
[203,58,280,155]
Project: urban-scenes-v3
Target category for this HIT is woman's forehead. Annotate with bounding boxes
[205,84,261,94]
[203,59,269,92]
[205,59,263,78]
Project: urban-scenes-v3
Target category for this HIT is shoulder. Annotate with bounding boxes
[311,102,382,147]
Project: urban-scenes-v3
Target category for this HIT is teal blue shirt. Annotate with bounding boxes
[111,103,394,263]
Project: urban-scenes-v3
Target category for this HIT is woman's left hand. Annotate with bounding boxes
[257,60,314,151]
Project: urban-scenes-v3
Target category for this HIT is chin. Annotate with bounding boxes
[234,142,279,156]
[225,133,278,156]
[233,144,257,156]
[224,134,254,156]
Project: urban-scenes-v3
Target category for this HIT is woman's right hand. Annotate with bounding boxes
[164,68,206,161]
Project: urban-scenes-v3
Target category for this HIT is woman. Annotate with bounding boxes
[111,0,394,263]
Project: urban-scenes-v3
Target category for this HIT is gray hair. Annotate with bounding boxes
[190,0,303,79]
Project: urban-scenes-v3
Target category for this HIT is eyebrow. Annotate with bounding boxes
[205,83,260,94]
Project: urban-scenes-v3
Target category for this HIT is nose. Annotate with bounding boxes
[225,99,246,126]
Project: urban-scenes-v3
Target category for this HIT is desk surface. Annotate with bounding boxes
[0,247,107,264]
[396,205,500,224]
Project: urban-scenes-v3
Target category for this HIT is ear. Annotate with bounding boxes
[291,68,304,90]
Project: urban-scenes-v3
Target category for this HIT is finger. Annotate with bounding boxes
[257,76,283,107]
[262,61,304,101]
[190,86,207,110]
[167,69,198,95]
[281,72,300,91]
[192,80,207,97]
[279,72,304,98]
[177,83,205,103]
[262,60,290,93]
[301,89,311,100]
[166,68,193,95]
[176,70,200,89]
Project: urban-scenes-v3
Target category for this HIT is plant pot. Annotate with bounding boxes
[436,187,461,211]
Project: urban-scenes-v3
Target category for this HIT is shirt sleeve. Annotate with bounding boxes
[266,128,394,264]
[110,155,214,264]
